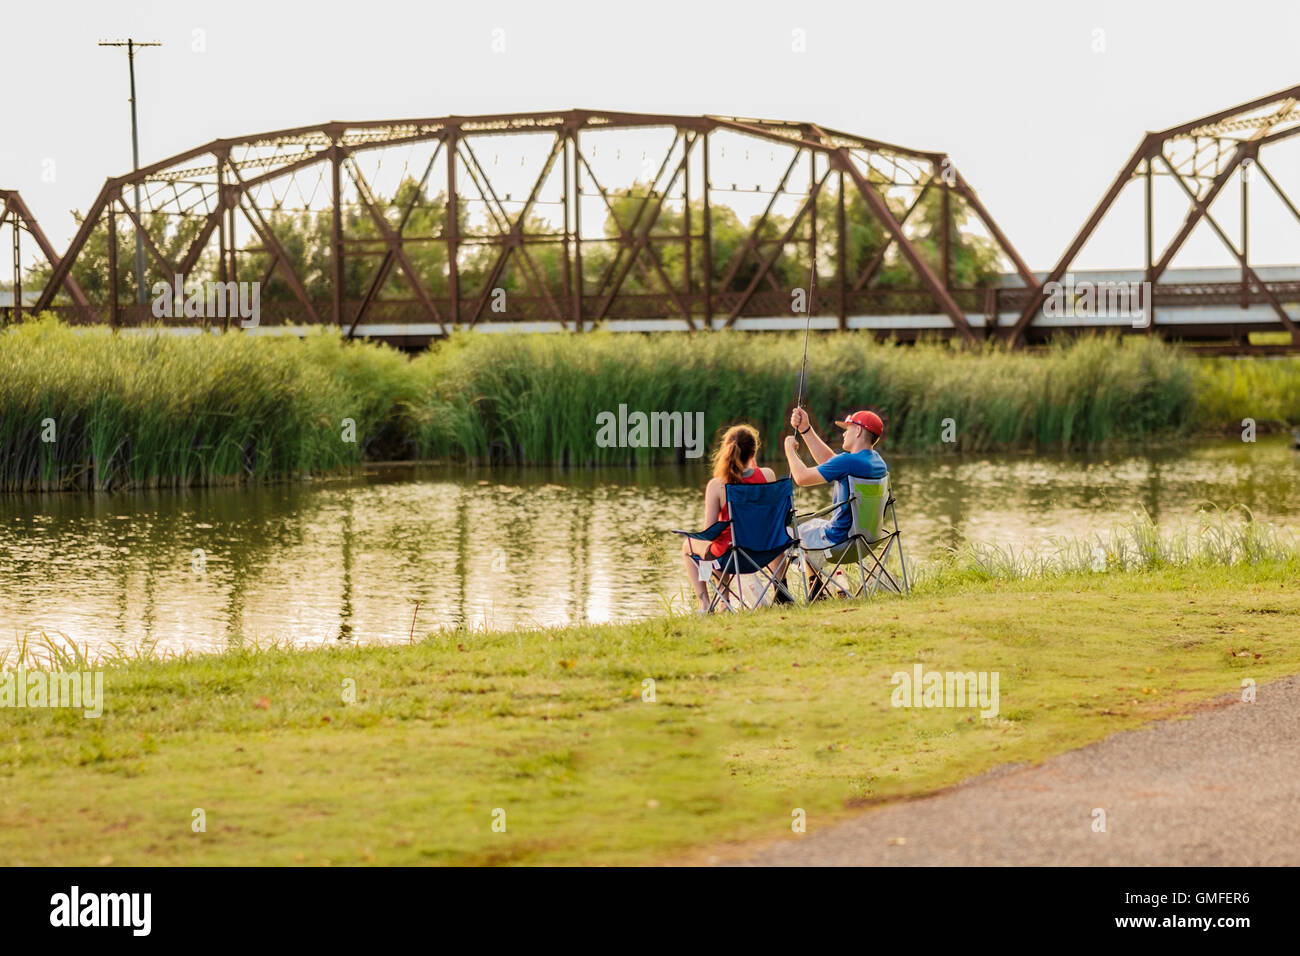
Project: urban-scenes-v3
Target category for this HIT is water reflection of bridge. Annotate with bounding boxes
[3,86,1300,352]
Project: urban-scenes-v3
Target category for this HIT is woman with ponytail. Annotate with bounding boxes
[680,424,774,613]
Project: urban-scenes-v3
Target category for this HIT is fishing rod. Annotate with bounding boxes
[795,243,816,410]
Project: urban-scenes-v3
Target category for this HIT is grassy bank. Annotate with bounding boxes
[922,506,1298,584]
[1,558,1297,865]
[2,316,1297,488]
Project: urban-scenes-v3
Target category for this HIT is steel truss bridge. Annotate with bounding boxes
[2,86,1299,351]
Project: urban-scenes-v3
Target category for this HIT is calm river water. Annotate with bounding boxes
[1,439,1297,656]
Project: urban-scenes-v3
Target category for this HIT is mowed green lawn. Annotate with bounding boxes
[2,561,1298,866]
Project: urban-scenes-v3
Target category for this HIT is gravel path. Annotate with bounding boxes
[744,674,1300,866]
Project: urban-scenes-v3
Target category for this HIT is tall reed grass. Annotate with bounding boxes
[406,331,1201,463]
[1193,355,1300,428]
[2,316,1295,486]
[0,318,419,491]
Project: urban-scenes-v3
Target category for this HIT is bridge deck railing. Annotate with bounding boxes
[6,281,1298,340]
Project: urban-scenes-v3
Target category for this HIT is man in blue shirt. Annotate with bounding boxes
[783,407,888,555]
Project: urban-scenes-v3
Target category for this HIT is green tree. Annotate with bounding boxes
[26,208,215,305]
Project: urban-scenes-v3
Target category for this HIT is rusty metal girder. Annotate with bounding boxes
[1,189,90,319]
[1011,84,1300,346]
[24,109,1029,341]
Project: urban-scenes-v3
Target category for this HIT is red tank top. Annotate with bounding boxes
[708,468,769,558]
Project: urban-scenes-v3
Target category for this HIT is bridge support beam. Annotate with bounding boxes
[1011,84,1300,348]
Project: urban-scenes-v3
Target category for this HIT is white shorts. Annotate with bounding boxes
[795,516,841,551]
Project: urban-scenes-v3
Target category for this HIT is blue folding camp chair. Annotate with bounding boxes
[672,476,799,612]
[794,474,910,600]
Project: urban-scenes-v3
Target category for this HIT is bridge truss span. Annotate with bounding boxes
[31,110,1030,344]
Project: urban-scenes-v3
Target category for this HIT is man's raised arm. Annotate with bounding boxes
[790,407,834,464]
[783,434,826,487]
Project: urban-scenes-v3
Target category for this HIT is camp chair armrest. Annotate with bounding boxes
[670,519,730,541]
[795,497,853,522]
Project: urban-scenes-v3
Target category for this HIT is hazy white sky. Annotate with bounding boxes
[5,0,1299,271]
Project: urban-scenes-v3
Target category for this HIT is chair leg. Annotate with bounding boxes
[749,563,797,608]
[802,553,831,601]
[809,539,867,598]
[725,546,801,610]
[711,574,736,612]
[793,553,813,604]
[705,572,726,612]
[860,538,896,598]
[825,546,860,598]
[863,551,882,598]
[725,553,746,611]
[870,538,905,595]
[726,578,743,611]
[770,553,799,606]
[896,532,910,594]
[705,553,737,612]
[864,538,904,596]
[795,556,817,600]
[849,540,869,598]
[802,548,853,600]
[687,539,828,613]
[886,501,910,595]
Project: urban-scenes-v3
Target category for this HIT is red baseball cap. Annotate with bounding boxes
[834,410,884,439]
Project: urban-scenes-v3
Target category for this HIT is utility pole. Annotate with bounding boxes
[98,38,161,307]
